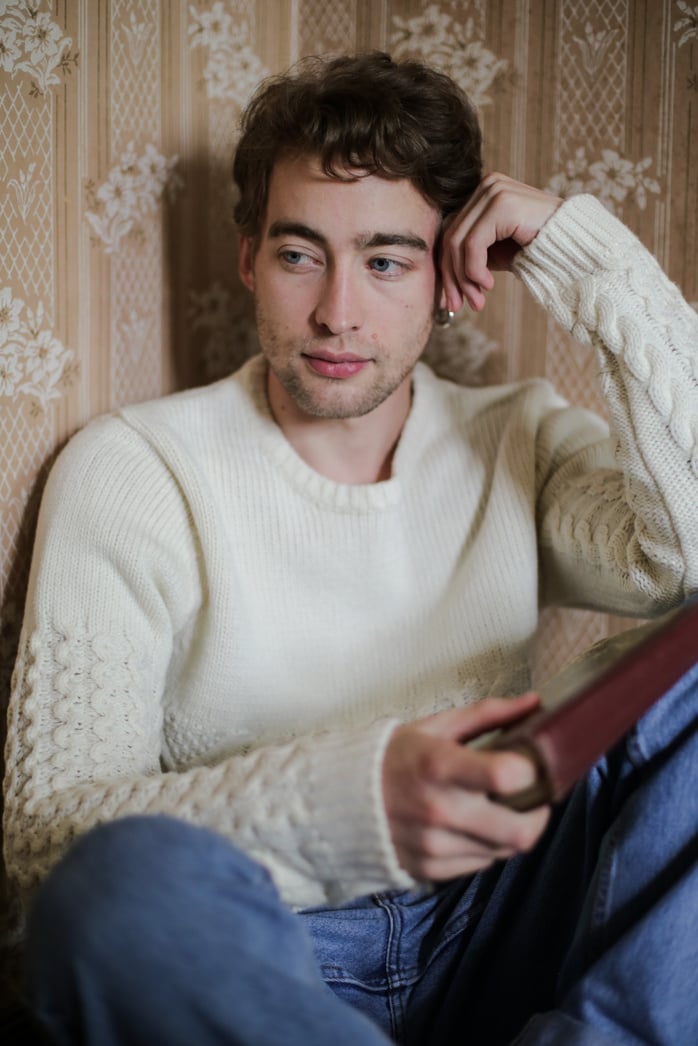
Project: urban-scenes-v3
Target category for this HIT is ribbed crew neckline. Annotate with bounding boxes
[241,354,438,512]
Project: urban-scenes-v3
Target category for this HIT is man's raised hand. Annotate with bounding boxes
[440,173,562,314]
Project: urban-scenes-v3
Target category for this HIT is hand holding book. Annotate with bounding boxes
[483,596,698,811]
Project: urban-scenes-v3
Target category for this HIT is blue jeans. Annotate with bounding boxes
[24,662,698,1045]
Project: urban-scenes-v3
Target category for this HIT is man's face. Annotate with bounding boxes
[238,154,441,421]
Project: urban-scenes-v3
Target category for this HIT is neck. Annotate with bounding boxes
[266,371,413,484]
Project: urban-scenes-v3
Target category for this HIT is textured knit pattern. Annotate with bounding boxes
[4,196,698,909]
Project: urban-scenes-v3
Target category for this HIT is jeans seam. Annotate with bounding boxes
[588,824,619,965]
[378,895,411,1043]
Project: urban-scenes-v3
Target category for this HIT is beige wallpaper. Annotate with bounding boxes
[1,0,697,972]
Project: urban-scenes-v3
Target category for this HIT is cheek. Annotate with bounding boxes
[264,275,317,316]
[400,290,434,329]
[256,290,311,343]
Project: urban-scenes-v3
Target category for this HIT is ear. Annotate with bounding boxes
[238,236,255,292]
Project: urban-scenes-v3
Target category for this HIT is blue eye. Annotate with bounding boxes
[370,257,404,275]
[282,250,305,265]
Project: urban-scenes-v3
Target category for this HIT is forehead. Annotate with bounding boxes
[262,153,441,247]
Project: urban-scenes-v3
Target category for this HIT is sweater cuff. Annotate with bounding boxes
[513,194,639,331]
[303,717,415,906]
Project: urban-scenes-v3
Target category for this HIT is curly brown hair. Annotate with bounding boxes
[232,51,482,239]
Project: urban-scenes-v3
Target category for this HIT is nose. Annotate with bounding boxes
[313,263,363,335]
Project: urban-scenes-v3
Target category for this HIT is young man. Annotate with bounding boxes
[4,52,698,1044]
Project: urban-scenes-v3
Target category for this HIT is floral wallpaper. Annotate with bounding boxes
[1,0,697,994]
[0,0,78,95]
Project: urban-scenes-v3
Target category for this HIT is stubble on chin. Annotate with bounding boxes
[256,312,433,421]
[264,347,422,420]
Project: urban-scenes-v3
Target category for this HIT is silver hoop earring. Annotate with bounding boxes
[434,308,455,328]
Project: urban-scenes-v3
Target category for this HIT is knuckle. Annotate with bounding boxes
[482,172,509,199]
[420,796,445,829]
[417,745,445,784]
[466,226,490,250]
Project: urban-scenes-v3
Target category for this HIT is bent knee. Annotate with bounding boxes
[27,816,274,963]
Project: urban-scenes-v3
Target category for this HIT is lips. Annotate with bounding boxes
[302,351,371,379]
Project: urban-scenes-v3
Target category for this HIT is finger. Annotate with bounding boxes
[398,847,506,882]
[395,821,513,862]
[439,224,476,313]
[438,250,466,314]
[404,781,551,848]
[397,835,515,882]
[419,693,540,743]
[441,198,495,312]
[439,175,503,311]
[445,790,551,848]
[395,802,550,882]
[444,176,509,279]
[441,173,561,311]
[441,745,540,797]
[440,266,486,314]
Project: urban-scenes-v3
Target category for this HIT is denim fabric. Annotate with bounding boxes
[25,816,391,1046]
[25,662,698,1045]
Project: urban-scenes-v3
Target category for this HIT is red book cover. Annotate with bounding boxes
[485,596,698,811]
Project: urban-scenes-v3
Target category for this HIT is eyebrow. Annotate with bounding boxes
[267,221,429,253]
[359,232,429,252]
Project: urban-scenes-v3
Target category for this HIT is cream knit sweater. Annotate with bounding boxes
[4,196,698,909]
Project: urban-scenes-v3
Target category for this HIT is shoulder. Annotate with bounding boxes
[415,360,567,422]
[35,364,250,541]
[51,356,267,492]
[118,354,268,449]
[413,362,608,465]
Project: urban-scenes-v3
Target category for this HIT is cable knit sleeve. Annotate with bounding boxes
[514,194,698,614]
[3,416,412,909]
